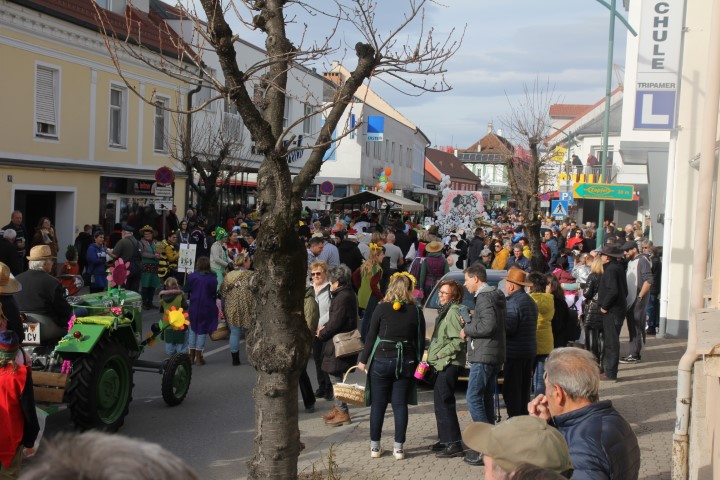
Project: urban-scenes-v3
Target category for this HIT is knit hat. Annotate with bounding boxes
[0,330,20,362]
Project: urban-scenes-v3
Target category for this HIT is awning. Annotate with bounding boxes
[331,190,425,212]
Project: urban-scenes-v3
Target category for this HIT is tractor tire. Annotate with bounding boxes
[161,353,192,406]
[66,336,133,432]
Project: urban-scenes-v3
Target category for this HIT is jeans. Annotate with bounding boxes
[229,325,243,354]
[165,329,189,355]
[532,355,548,396]
[369,356,414,443]
[433,364,461,444]
[466,362,500,424]
[188,329,207,350]
[646,293,660,333]
[601,311,622,379]
[503,358,533,417]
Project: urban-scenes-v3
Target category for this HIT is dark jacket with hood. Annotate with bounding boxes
[504,288,538,360]
[467,235,485,267]
[337,240,364,274]
[552,400,640,480]
[318,284,358,376]
[464,284,506,365]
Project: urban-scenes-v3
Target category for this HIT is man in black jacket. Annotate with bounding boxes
[596,245,628,381]
[502,267,538,418]
[529,347,640,480]
[466,228,486,267]
[461,263,507,466]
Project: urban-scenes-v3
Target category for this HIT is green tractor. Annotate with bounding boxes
[23,289,192,432]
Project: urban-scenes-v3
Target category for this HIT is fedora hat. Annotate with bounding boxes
[27,245,55,261]
[600,245,624,259]
[505,267,532,287]
[425,241,443,253]
[0,262,21,294]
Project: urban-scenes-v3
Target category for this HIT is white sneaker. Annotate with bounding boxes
[370,447,383,458]
[393,448,405,460]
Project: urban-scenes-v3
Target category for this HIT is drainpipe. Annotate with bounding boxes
[672,1,720,477]
[658,128,677,339]
[185,71,204,211]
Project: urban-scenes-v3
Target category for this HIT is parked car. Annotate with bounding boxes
[421,269,508,342]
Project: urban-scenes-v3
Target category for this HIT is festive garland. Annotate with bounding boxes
[389,271,417,310]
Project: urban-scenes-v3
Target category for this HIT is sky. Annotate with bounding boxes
[188,0,630,149]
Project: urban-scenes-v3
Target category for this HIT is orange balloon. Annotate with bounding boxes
[385,168,392,176]
[376,183,382,190]
[386,181,394,190]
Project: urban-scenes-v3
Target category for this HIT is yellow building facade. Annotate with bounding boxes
[0,0,190,253]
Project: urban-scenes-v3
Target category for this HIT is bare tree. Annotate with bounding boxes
[502,80,558,272]
[94,1,461,477]
[168,108,251,224]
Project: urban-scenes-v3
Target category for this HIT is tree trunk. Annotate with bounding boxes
[246,159,312,479]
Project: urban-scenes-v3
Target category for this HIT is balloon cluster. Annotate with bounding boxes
[376,167,394,192]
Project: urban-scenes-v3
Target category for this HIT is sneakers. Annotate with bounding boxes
[370,447,383,458]
[435,443,464,458]
[619,355,641,364]
[393,448,405,460]
[463,450,484,466]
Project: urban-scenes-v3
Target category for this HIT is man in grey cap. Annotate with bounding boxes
[620,240,653,364]
[462,415,573,479]
[111,225,141,293]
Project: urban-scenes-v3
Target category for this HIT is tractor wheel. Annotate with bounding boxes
[161,353,192,406]
[66,336,133,432]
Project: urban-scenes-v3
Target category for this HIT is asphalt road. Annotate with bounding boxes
[44,308,259,479]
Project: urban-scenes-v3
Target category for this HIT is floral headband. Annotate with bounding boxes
[369,242,382,252]
[390,271,416,291]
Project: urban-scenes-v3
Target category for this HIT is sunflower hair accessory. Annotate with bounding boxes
[369,242,382,252]
[390,271,416,291]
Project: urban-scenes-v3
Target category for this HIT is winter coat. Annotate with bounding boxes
[491,248,510,270]
[506,254,531,272]
[504,288,538,360]
[317,285,358,376]
[304,286,320,333]
[464,285,506,365]
[427,303,466,372]
[218,269,255,329]
[337,240,364,274]
[597,260,627,315]
[530,292,554,355]
[551,296,572,348]
[183,271,218,335]
[467,236,485,267]
[552,400,640,480]
[583,272,601,302]
[86,242,108,287]
[419,252,448,296]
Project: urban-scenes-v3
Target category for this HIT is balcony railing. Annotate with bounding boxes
[569,165,617,184]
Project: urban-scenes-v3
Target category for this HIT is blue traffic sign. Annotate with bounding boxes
[551,200,569,218]
[559,192,574,206]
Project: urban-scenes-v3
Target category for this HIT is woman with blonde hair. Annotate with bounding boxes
[352,243,384,341]
[357,272,426,460]
[219,251,254,366]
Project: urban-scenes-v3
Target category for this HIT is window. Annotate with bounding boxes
[109,86,127,147]
[35,65,59,138]
[154,98,169,152]
[195,68,216,111]
[283,97,290,128]
[303,103,313,135]
[95,0,111,8]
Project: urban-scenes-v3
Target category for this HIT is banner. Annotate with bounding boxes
[178,244,197,273]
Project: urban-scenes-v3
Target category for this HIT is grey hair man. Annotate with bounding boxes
[462,415,573,479]
[19,431,199,480]
[528,347,640,480]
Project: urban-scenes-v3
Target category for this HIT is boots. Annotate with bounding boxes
[325,408,351,427]
[188,349,197,365]
[321,406,339,421]
[196,350,206,366]
[231,352,241,366]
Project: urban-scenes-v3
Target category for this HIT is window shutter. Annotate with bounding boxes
[36,67,56,126]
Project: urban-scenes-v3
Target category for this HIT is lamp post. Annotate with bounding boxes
[593,0,637,247]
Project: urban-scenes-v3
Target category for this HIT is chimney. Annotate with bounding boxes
[497,128,503,137]
[487,122,493,134]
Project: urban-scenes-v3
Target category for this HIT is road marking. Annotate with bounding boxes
[204,344,229,357]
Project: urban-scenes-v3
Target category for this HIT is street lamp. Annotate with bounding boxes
[593,0,637,247]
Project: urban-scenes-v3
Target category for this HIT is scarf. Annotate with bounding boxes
[435,301,456,327]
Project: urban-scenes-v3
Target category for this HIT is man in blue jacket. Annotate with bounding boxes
[528,347,640,480]
[502,267,537,418]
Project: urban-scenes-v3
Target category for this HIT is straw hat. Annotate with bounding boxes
[505,267,532,287]
[0,262,21,294]
[425,241,443,253]
[27,245,55,261]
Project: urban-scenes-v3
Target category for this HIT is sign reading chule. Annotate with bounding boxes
[634,0,683,130]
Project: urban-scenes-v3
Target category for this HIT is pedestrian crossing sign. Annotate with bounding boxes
[551,200,568,218]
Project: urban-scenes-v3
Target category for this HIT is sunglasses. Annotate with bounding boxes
[310,272,323,277]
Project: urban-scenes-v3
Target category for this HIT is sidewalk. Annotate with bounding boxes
[297,335,686,479]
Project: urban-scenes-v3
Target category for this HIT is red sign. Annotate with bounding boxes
[319,181,335,195]
[155,166,175,186]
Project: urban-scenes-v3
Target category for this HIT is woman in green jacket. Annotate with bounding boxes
[427,279,467,458]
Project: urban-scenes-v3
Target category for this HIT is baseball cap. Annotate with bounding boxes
[240,222,248,228]
[122,225,135,233]
[462,416,573,475]
[621,240,637,251]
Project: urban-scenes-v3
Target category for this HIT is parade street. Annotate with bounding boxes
[41,309,684,480]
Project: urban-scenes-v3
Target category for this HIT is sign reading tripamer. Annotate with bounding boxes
[178,244,197,274]
[634,0,683,130]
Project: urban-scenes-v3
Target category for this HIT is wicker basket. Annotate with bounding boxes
[209,321,230,341]
[333,366,366,406]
